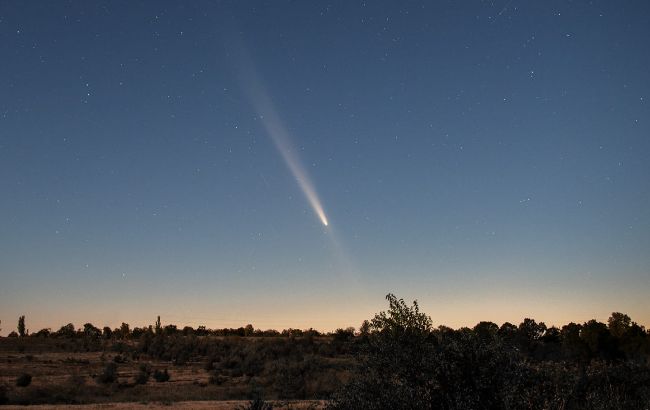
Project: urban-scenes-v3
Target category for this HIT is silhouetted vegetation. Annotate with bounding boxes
[97,362,118,384]
[15,373,31,387]
[17,316,26,337]
[153,368,170,383]
[329,294,650,409]
[134,363,151,385]
[1,297,649,407]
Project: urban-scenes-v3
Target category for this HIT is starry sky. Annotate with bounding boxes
[1,1,649,335]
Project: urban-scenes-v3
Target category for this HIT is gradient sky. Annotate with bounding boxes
[1,1,649,335]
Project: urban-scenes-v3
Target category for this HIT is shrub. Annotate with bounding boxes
[204,359,215,371]
[153,369,170,382]
[97,363,118,384]
[0,384,7,405]
[209,373,227,385]
[238,396,273,410]
[67,374,86,388]
[134,364,151,385]
[16,373,32,387]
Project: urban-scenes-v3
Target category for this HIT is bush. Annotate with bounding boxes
[0,384,7,405]
[153,369,170,382]
[209,373,227,385]
[97,363,118,384]
[204,359,215,371]
[238,396,273,410]
[134,364,151,385]
[113,354,126,363]
[330,294,650,410]
[16,373,32,387]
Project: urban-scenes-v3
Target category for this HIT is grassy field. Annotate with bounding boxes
[0,336,353,406]
[1,401,326,409]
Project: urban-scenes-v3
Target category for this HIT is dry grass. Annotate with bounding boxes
[1,400,326,409]
[0,337,352,406]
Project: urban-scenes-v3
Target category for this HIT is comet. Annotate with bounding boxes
[237,52,329,227]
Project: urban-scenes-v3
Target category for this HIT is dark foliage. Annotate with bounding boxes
[3,302,649,406]
[0,384,8,405]
[329,294,650,410]
[16,374,32,387]
[134,363,151,385]
[153,368,170,382]
[237,396,274,410]
[97,362,118,384]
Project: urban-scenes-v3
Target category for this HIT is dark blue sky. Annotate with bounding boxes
[1,1,649,333]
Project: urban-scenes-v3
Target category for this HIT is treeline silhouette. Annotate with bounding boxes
[4,315,348,340]
[330,295,650,409]
[2,295,650,408]
[4,307,649,365]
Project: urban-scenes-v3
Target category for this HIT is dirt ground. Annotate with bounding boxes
[0,337,349,406]
[2,400,326,409]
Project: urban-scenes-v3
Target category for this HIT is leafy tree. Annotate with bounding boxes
[359,320,371,337]
[33,328,51,338]
[57,323,76,338]
[329,294,436,409]
[497,322,517,343]
[581,319,620,360]
[333,328,355,342]
[608,312,631,338]
[518,318,546,341]
[18,315,26,337]
[120,322,130,339]
[473,321,499,340]
[83,323,101,339]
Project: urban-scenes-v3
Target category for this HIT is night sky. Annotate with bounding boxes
[1,1,649,334]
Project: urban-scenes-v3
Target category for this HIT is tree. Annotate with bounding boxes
[498,322,517,342]
[608,312,631,338]
[34,328,51,338]
[330,294,528,410]
[83,323,101,339]
[581,319,620,359]
[120,322,130,339]
[359,320,371,337]
[330,294,436,409]
[474,321,499,340]
[155,316,162,335]
[18,315,26,337]
[518,318,547,341]
[163,324,178,336]
[56,323,76,338]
